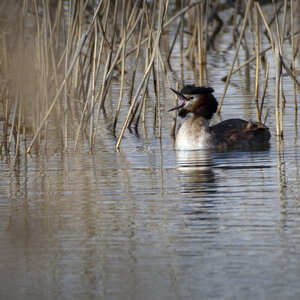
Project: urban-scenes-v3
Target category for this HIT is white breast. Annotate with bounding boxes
[175,120,211,151]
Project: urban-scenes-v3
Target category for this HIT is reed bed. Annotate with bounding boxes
[0,0,299,155]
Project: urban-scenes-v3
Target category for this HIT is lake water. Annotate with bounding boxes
[1,4,300,300]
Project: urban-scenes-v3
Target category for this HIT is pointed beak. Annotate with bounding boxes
[169,88,190,112]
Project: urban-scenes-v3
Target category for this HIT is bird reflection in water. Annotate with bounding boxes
[176,150,218,221]
[176,150,216,194]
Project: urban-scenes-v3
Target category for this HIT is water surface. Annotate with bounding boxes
[1,3,300,299]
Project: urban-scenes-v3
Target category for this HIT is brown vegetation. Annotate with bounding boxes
[0,0,299,156]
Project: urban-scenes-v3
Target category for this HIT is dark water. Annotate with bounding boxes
[1,5,300,300]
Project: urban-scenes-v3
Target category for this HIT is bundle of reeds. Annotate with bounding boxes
[0,0,299,156]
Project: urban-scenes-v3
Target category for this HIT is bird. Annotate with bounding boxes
[169,84,271,151]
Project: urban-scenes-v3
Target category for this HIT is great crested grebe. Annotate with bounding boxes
[169,85,271,151]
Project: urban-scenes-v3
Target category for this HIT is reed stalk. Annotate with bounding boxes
[115,0,165,150]
[135,76,150,130]
[218,0,254,114]
[258,62,269,123]
[180,0,184,70]
[232,0,239,48]
[113,0,126,135]
[27,1,102,153]
[272,0,284,137]
[156,52,162,139]
[167,18,182,62]
[197,3,204,84]
[171,82,179,137]
[290,0,298,113]
[221,30,300,82]
[128,0,145,103]
[254,4,260,102]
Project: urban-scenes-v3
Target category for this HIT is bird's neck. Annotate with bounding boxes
[187,115,211,130]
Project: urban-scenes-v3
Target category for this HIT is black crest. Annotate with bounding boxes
[180,85,214,95]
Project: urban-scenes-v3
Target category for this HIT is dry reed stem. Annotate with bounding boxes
[115,37,159,150]
[156,52,162,139]
[27,1,102,153]
[221,30,300,82]
[7,93,18,149]
[114,0,202,67]
[129,1,146,103]
[113,0,126,135]
[258,62,269,123]
[133,75,150,131]
[197,3,204,82]
[256,2,275,56]
[89,1,110,137]
[185,22,197,59]
[89,18,99,149]
[272,0,284,137]
[218,0,254,114]
[88,1,119,147]
[203,0,209,61]
[110,5,145,132]
[180,0,184,69]
[99,6,145,108]
[14,105,22,162]
[232,0,239,48]
[171,82,179,137]
[115,0,166,150]
[128,9,151,130]
[291,0,298,112]
[274,0,295,137]
[167,18,182,61]
[281,0,288,46]
[280,55,300,88]
[254,4,260,102]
